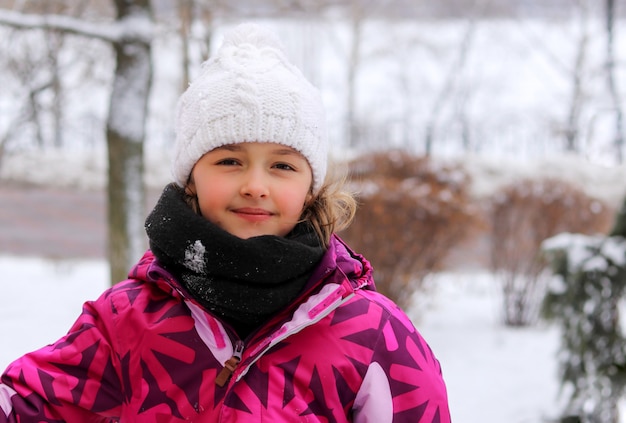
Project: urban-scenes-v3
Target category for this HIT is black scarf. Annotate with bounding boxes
[145,184,325,338]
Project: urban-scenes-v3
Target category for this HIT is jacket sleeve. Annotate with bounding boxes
[352,295,451,423]
[0,291,123,423]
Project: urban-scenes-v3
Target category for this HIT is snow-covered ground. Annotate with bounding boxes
[418,272,562,423]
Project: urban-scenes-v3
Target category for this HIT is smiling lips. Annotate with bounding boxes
[232,208,273,222]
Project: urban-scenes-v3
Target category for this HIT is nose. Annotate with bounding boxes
[240,168,269,198]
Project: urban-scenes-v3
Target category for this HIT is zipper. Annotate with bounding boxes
[235,291,355,383]
[215,339,244,387]
[216,282,355,386]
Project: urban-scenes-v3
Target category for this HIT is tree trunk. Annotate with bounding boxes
[179,0,192,91]
[346,8,362,148]
[107,0,153,285]
[424,17,475,156]
[609,195,626,238]
[564,0,589,152]
[604,0,624,163]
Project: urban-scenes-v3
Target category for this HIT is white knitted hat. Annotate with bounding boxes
[172,23,328,193]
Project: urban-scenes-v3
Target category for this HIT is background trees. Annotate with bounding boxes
[0,0,153,284]
[0,0,623,292]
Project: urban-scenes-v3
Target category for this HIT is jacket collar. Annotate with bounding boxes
[307,234,375,293]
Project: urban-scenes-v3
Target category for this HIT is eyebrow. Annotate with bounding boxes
[273,147,303,157]
[217,144,303,157]
[216,144,244,152]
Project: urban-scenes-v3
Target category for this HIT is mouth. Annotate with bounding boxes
[232,208,274,222]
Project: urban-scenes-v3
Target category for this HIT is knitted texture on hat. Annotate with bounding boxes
[172,23,328,193]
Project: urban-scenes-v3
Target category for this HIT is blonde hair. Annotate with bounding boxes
[300,163,357,248]
[182,162,357,249]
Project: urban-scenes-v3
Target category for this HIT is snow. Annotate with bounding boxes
[416,272,562,422]
[0,8,154,44]
[0,256,109,367]
[544,233,626,273]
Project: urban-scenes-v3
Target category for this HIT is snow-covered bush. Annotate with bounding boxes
[541,196,626,423]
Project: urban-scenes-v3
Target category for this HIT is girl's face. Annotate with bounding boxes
[187,142,313,239]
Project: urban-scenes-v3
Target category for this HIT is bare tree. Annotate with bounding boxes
[0,1,154,285]
[328,0,408,149]
[1,26,61,150]
[177,0,217,91]
[178,0,193,91]
[106,0,153,285]
[39,1,69,148]
[423,17,476,156]
[0,0,109,153]
[513,0,600,155]
[345,1,364,148]
[604,0,624,163]
[564,0,591,152]
[0,75,52,167]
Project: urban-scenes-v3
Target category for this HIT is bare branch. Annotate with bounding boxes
[0,9,152,44]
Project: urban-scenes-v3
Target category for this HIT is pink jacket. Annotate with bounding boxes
[1,236,450,422]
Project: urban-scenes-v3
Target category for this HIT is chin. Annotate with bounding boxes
[232,229,277,239]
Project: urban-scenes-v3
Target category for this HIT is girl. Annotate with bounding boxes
[0,23,450,422]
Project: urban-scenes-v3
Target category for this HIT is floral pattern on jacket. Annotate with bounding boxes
[0,235,450,422]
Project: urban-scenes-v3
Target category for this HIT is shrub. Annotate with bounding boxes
[340,150,480,310]
[488,177,613,326]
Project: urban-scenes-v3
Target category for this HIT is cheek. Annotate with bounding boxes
[195,182,229,216]
[280,188,310,216]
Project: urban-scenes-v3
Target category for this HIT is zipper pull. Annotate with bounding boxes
[215,340,244,387]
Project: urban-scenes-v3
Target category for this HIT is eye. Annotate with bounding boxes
[273,162,296,171]
[216,158,240,166]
